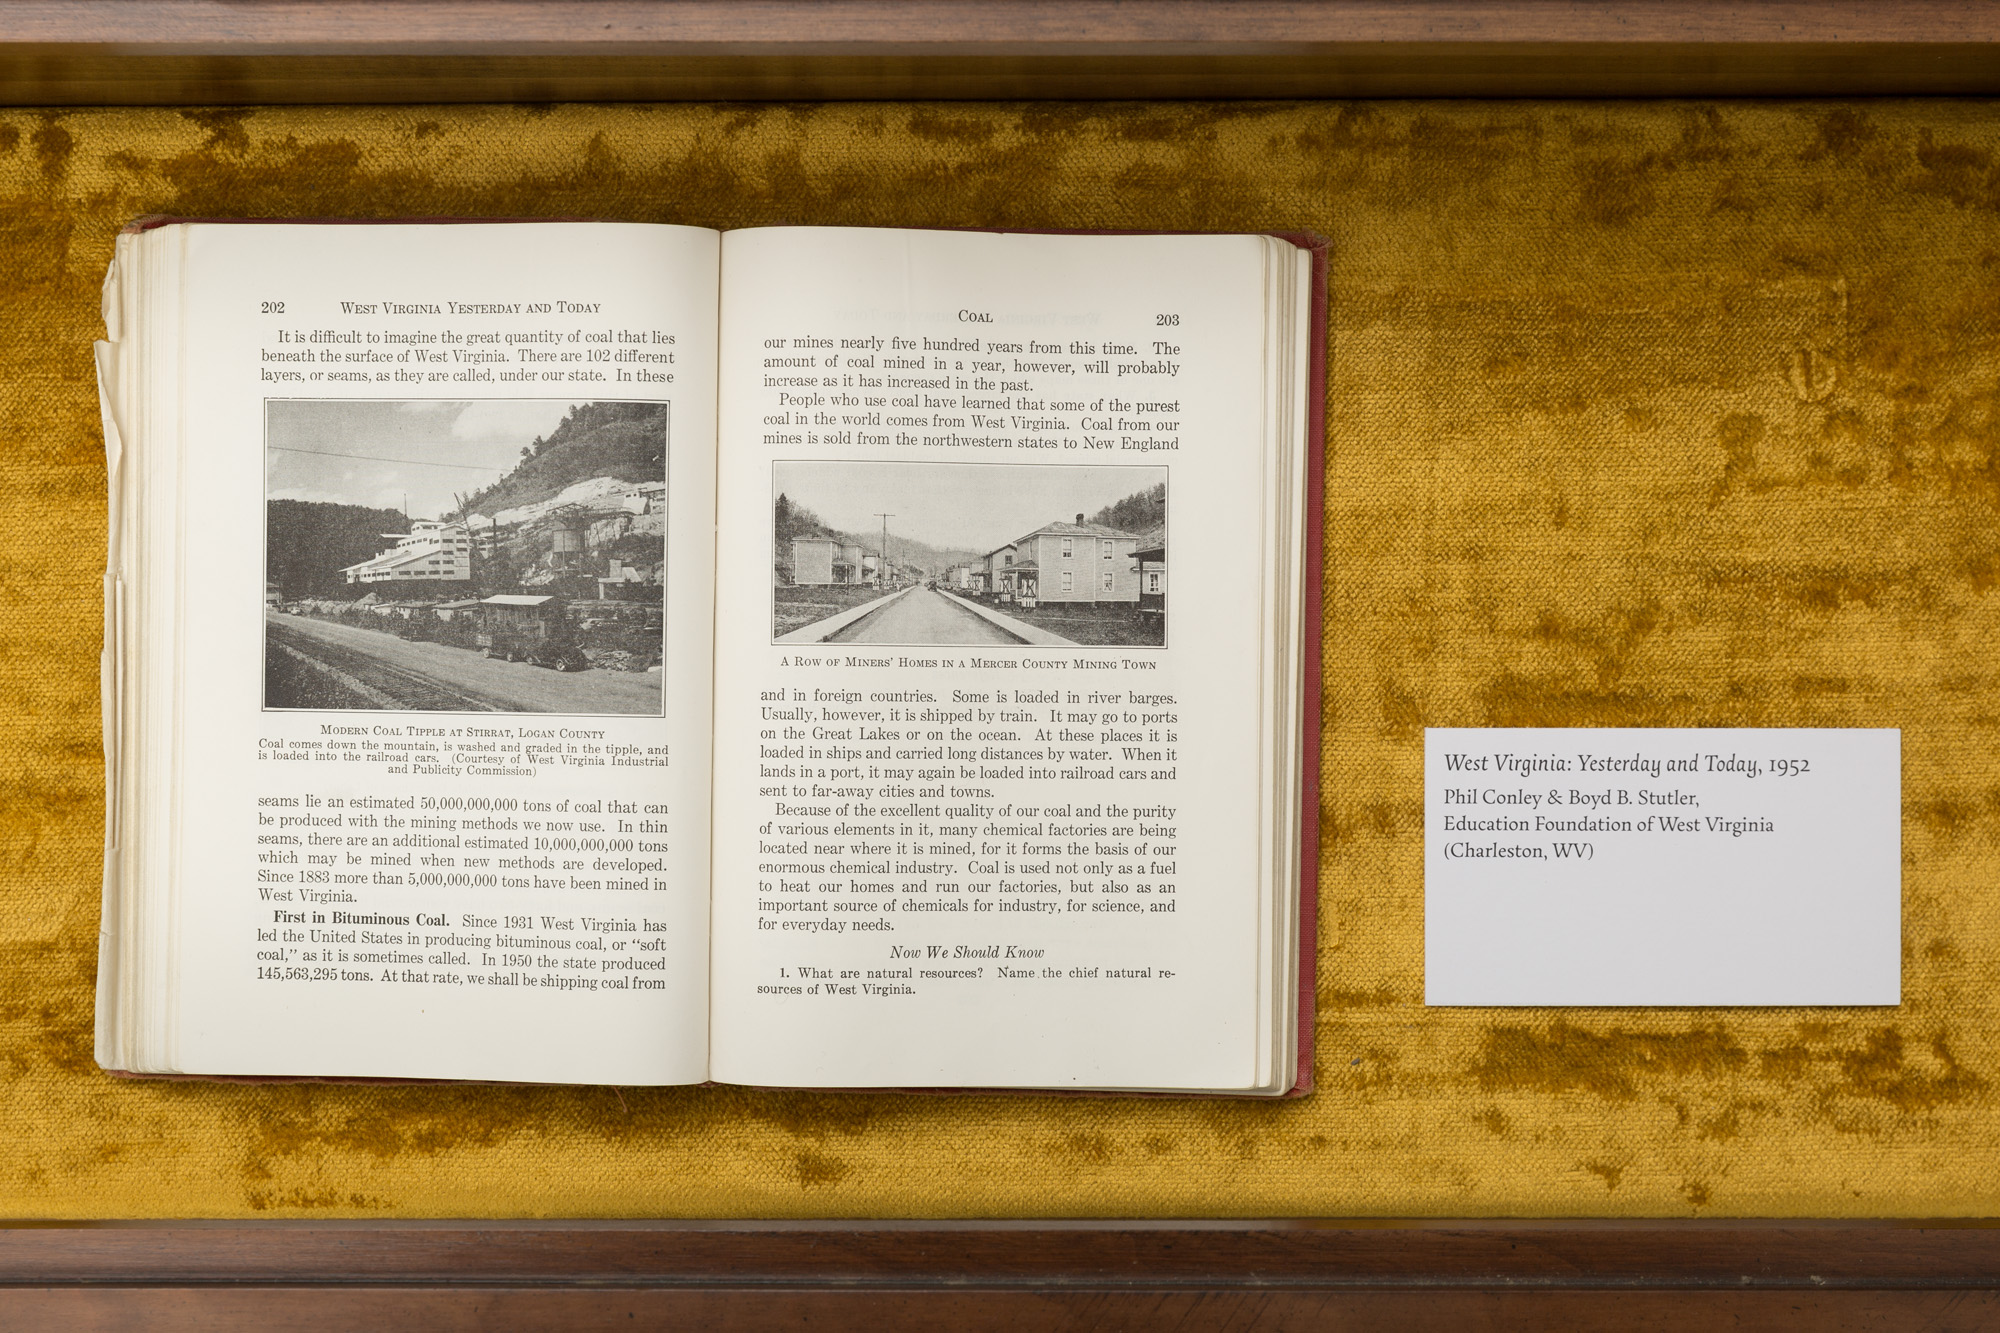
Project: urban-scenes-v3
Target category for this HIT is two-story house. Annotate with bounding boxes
[998,514,1143,605]
[791,536,867,586]
[791,536,840,585]
[983,542,1025,599]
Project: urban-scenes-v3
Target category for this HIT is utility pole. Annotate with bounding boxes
[874,513,893,587]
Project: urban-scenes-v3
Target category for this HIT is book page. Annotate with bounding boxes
[709,228,1280,1090]
[142,223,717,1082]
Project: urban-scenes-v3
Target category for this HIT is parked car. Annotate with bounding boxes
[475,595,589,671]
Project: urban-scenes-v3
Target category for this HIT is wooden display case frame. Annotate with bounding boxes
[11,2,2000,1324]
[4,1219,2000,1324]
[5,0,2000,103]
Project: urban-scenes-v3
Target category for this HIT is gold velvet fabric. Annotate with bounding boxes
[3,101,1999,1217]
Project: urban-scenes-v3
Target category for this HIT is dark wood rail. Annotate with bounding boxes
[4,1220,2000,1326]
[2,1,1999,103]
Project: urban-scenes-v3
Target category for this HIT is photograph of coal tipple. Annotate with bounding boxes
[265,399,667,716]
[773,461,1166,647]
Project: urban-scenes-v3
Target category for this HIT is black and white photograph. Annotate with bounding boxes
[264,399,668,716]
[772,460,1167,647]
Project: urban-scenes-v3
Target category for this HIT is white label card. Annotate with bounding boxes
[1424,728,1900,1006]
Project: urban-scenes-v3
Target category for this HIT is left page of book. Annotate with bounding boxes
[97,222,719,1083]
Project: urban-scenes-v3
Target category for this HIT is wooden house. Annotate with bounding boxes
[984,542,1024,601]
[791,536,838,584]
[792,536,866,586]
[1133,539,1166,619]
[998,514,1143,605]
[433,597,482,623]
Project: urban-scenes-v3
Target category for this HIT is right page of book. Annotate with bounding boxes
[710,228,1285,1091]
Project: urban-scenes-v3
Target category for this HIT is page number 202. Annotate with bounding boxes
[261,301,285,314]
[1155,314,1179,326]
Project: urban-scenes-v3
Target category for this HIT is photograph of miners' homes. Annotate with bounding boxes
[264,399,667,716]
[772,460,1166,647]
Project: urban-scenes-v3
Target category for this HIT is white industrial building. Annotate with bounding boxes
[341,520,473,585]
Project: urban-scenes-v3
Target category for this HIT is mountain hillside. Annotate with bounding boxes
[266,499,409,597]
[1089,481,1165,535]
[460,402,667,519]
[773,494,982,576]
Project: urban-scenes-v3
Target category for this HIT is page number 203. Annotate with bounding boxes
[261,301,285,314]
[1155,314,1179,326]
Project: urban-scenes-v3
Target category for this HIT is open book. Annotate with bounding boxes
[94,221,1324,1095]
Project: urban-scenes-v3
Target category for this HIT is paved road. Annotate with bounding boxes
[266,612,663,715]
[825,587,1023,645]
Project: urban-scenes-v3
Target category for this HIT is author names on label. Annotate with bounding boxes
[1422,726,1902,1006]
[1434,748,1810,860]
